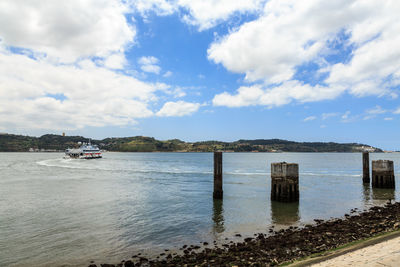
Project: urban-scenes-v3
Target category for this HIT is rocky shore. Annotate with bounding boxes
[91,201,400,267]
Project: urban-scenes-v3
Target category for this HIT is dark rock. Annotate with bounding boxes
[98,202,400,267]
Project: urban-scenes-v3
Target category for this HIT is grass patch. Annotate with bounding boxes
[279,228,400,266]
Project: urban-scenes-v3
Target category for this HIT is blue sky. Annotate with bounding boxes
[0,0,400,150]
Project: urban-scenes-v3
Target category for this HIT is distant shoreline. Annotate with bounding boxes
[0,151,391,154]
[0,133,383,153]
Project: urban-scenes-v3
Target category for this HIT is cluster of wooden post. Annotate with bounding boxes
[213,151,396,202]
[213,152,301,202]
[362,152,395,188]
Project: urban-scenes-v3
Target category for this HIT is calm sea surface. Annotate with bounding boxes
[1,152,400,266]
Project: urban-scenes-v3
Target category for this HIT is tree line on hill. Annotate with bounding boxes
[0,133,382,153]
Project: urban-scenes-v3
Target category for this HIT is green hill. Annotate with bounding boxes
[0,133,382,152]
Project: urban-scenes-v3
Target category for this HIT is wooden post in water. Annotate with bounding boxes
[271,162,299,202]
[372,160,395,188]
[362,152,370,183]
[213,152,223,199]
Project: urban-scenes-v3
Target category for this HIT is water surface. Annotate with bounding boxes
[1,152,399,266]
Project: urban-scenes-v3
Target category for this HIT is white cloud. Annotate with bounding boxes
[0,50,166,131]
[208,0,349,84]
[384,117,393,121]
[304,116,317,122]
[322,112,339,120]
[178,0,265,30]
[163,71,173,77]
[362,115,373,121]
[162,85,204,98]
[131,0,264,30]
[0,0,135,63]
[213,85,264,107]
[363,105,387,120]
[342,111,351,120]
[156,101,200,117]
[102,53,127,69]
[393,107,400,114]
[213,81,344,108]
[366,105,387,115]
[341,111,359,123]
[138,56,159,65]
[132,0,177,16]
[208,0,400,108]
[141,64,161,74]
[138,56,161,74]
[168,87,186,98]
[0,1,212,134]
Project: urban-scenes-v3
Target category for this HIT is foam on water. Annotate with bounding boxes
[36,157,213,175]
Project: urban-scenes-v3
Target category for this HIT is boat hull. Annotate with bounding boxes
[64,153,102,159]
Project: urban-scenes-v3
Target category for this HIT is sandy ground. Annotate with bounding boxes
[311,236,400,267]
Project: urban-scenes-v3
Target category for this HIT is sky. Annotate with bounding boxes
[0,0,400,150]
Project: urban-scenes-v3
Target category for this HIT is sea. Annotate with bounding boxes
[1,152,399,266]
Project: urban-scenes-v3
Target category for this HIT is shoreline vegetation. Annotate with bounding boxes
[92,201,400,267]
[0,133,382,153]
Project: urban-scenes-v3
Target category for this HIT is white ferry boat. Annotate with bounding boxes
[65,141,102,159]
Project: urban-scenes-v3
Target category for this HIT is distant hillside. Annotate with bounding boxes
[0,133,382,153]
[0,134,92,152]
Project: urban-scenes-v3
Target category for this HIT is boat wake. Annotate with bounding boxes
[36,158,212,175]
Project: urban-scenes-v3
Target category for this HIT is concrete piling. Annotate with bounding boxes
[362,152,370,183]
[372,160,395,188]
[213,152,223,199]
[271,162,299,202]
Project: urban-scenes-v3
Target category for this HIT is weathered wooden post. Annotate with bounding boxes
[271,162,299,202]
[372,160,395,188]
[213,152,223,199]
[362,152,370,183]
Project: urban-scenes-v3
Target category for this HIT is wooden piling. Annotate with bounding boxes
[213,152,223,199]
[362,152,370,183]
